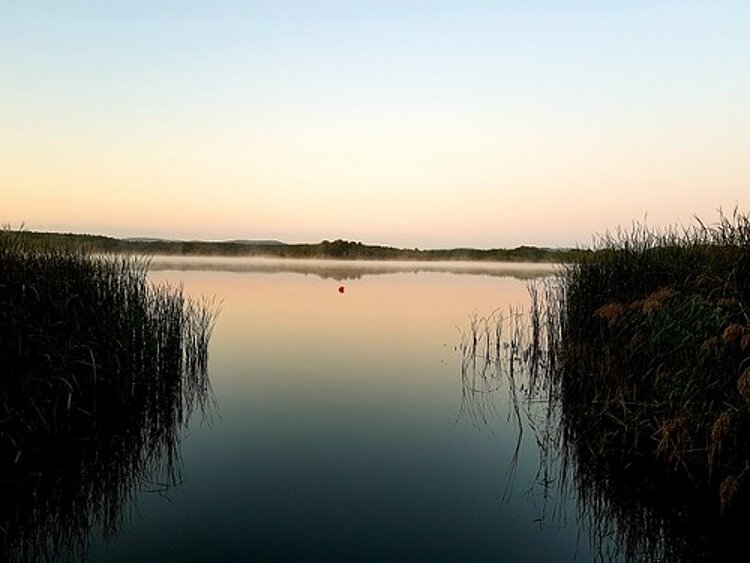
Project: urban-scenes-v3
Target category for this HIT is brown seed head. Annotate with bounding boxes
[710,412,732,446]
[701,336,719,352]
[738,369,750,403]
[638,287,677,313]
[657,415,688,457]
[742,333,750,352]
[650,287,677,303]
[720,475,739,514]
[717,297,738,308]
[660,415,688,436]
[629,299,644,311]
[723,323,746,345]
[593,303,624,326]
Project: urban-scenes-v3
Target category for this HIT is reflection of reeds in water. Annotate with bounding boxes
[460,210,750,563]
[0,231,216,562]
[458,279,563,503]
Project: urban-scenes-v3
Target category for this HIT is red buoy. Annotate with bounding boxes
[338,285,345,294]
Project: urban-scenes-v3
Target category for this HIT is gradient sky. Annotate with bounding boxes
[2,1,748,248]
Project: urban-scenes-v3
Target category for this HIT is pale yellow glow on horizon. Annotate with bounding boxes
[3,103,747,247]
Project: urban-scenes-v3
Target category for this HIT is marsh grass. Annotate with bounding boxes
[461,209,750,562]
[0,230,216,562]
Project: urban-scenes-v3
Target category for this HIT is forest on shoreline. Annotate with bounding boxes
[7,230,583,263]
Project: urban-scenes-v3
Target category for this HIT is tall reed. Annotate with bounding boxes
[461,209,750,562]
[0,230,216,562]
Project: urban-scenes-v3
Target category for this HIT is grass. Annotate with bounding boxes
[461,209,750,562]
[0,230,216,562]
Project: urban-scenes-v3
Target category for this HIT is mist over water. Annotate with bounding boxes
[147,255,559,280]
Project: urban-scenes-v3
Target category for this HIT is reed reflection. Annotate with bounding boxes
[460,278,750,562]
[0,235,215,563]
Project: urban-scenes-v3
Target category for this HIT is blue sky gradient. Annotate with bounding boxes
[2,2,748,246]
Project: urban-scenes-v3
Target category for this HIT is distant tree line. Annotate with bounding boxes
[6,231,585,263]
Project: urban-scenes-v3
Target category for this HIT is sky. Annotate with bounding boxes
[1,1,748,248]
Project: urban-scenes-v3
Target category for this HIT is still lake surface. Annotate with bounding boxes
[85,257,598,562]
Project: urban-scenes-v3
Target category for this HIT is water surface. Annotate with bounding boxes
[86,258,592,562]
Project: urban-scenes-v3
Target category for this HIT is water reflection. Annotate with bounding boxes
[0,371,213,563]
[459,283,750,562]
[457,308,559,506]
[557,430,750,562]
[147,255,558,281]
[82,265,591,562]
[0,313,214,562]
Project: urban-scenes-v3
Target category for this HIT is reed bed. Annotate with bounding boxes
[461,210,750,562]
[553,210,750,561]
[0,231,216,562]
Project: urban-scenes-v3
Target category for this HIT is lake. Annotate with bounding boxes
[80,257,597,562]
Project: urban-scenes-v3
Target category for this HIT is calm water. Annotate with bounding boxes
[85,258,594,562]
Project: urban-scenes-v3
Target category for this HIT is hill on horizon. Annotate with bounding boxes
[5,230,582,263]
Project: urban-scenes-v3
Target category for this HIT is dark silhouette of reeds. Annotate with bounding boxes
[0,230,216,562]
[460,209,750,562]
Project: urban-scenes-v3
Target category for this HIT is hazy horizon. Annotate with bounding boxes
[16,226,582,250]
[2,2,748,248]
